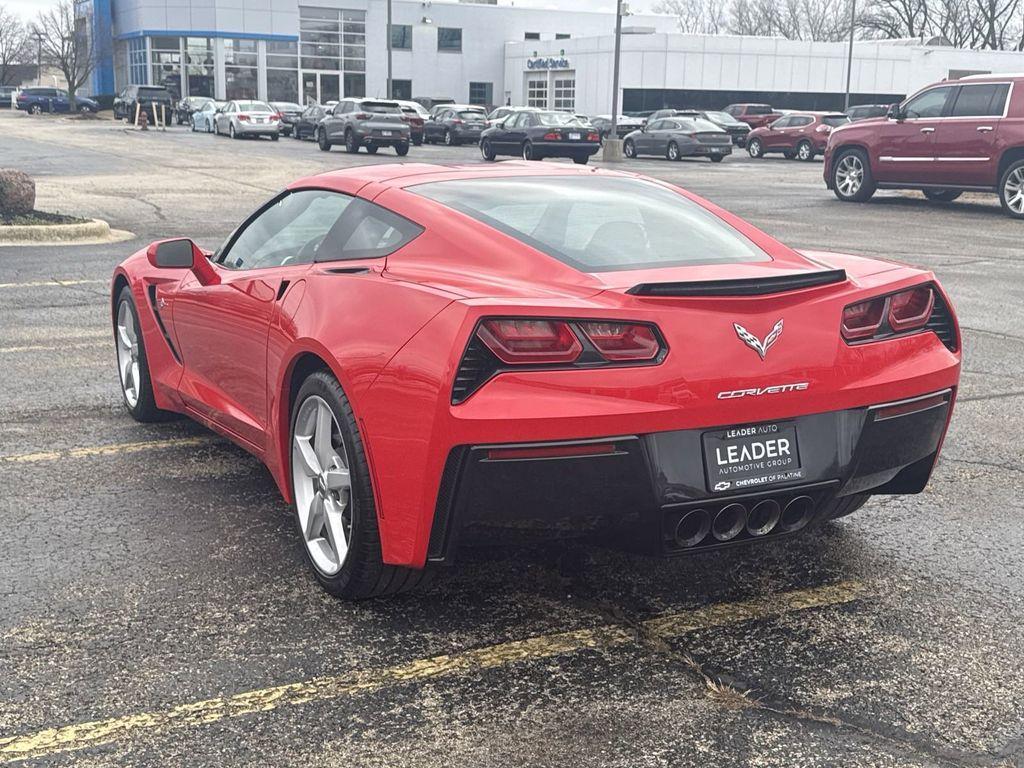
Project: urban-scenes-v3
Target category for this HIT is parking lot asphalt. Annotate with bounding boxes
[1,110,1023,767]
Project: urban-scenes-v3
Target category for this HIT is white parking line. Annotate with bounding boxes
[0,279,106,289]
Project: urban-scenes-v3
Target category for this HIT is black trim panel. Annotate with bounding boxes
[626,269,847,297]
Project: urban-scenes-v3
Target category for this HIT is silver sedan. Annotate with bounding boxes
[213,100,281,140]
[190,100,224,133]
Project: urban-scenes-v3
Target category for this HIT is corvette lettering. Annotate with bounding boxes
[717,382,810,399]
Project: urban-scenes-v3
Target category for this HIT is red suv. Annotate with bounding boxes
[747,112,851,161]
[824,74,1024,218]
[723,103,781,129]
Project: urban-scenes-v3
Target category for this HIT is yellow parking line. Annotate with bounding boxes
[0,436,219,464]
[0,279,106,289]
[0,580,866,763]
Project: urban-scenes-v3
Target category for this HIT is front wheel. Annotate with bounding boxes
[394,141,409,156]
[230,124,238,139]
[667,141,680,161]
[290,371,431,599]
[796,140,815,161]
[747,138,764,158]
[345,129,360,153]
[444,128,454,146]
[190,117,196,132]
[831,149,876,203]
[29,104,41,115]
[114,286,168,422]
[318,128,332,152]
[480,139,496,161]
[623,139,636,158]
[999,160,1024,218]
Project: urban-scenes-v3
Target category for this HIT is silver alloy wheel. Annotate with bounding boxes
[668,142,679,160]
[835,154,864,197]
[798,142,811,160]
[115,300,141,408]
[292,395,352,576]
[1004,167,1024,214]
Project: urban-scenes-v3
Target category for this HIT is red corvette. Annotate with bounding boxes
[111,163,961,599]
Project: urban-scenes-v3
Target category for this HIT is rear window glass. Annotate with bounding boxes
[680,118,723,132]
[237,101,272,112]
[457,110,484,119]
[536,112,584,126]
[361,102,400,113]
[272,102,302,111]
[747,105,773,115]
[412,176,769,272]
[823,115,851,126]
[139,87,169,96]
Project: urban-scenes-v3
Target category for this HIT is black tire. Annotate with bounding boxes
[667,141,681,161]
[293,128,302,140]
[796,140,815,162]
[922,189,962,203]
[481,138,496,161]
[318,128,332,152]
[290,371,432,599]
[444,128,454,146]
[823,493,870,521]
[412,135,422,146]
[710,155,724,163]
[190,117,196,132]
[624,138,636,158]
[747,138,764,158]
[572,154,589,165]
[365,144,378,154]
[522,141,540,161]
[214,120,220,136]
[113,286,169,423]
[79,104,91,115]
[395,141,409,156]
[831,148,876,203]
[345,128,360,153]
[230,123,238,139]
[29,104,41,115]
[998,159,1024,219]
[271,133,279,141]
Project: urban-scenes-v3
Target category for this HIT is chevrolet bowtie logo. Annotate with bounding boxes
[733,319,784,360]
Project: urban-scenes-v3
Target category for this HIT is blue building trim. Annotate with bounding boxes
[115,29,299,42]
[87,0,116,96]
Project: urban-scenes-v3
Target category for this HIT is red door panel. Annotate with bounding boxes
[872,122,937,183]
[931,119,1000,186]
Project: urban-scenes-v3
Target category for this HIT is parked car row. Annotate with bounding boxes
[13,86,99,114]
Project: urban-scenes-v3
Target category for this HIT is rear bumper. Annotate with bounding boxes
[236,123,279,135]
[535,140,601,156]
[428,389,955,561]
[690,144,733,156]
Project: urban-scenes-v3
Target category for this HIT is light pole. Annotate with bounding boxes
[386,0,393,98]
[602,0,625,161]
[33,28,44,86]
[843,0,857,110]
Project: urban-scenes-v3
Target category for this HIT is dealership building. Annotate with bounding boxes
[78,0,1024,111]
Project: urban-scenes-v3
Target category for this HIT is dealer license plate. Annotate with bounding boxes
[702,422,804,493]
[569,132,581,140]
[255,118,264,123]
[381,130,392,136]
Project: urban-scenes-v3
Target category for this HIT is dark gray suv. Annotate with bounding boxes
[317,98,411,155]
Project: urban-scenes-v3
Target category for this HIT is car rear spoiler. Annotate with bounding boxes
[625,269,847,297]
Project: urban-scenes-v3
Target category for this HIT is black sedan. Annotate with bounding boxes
[291,103,327,141]
[424,105,488,145]
[480,111,600,164]
[589,114,646,141]
[623,117,732,162]
[271,101,304,136]
[698,110,751,146]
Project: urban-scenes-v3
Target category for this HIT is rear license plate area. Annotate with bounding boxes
[702,422,804,493]
[569,132,581,140]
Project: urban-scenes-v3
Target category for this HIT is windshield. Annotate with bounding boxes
[703,111,733,122]
[747,105,773,115]
[536,112,584,126]
[823,115,851,127]
[238,101,273,112]
[413,176,769,272]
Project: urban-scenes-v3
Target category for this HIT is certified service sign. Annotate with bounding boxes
[526,56,571,70]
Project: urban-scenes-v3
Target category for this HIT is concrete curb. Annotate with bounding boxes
[0,218,134,246]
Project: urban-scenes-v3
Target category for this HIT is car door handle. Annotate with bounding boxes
[920,127,935,134]
[977,126,994,132]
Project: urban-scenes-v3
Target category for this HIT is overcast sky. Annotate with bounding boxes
[4,0,652,22]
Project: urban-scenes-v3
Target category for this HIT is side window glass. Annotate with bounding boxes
[903,87,952,119]
[772,117,790,128]
[793,116,813,127]
[317,197,424,261]
[219,190,355,270]
[950,84,1009,117]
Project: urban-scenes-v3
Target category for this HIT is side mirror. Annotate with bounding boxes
[887,103,904,121]
[146,238,220,285]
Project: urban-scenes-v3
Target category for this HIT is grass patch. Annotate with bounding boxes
[0,210,89,226]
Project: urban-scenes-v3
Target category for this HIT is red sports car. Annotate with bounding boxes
[111,163,961,599]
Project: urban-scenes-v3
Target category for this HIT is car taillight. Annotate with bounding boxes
[355,112,370,119]
[238,114,251,121]
[543,131,561,140]
[578,322,660,361]
[816,125,831,133]
[477,319,582,364]
[273,112,283,120]
[587,132,599,141]
[841,297,885,340]
[888,285,934,332]
[452,118,463,125]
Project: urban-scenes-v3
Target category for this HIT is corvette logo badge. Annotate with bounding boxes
[734,319,784,360]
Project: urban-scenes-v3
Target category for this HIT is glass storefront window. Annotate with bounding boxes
[185,37,214,97]
[128,38,147,85]
[299,6,365,75]
[343,72,364,98]
[267,40,299,102]
[150,37,181,99]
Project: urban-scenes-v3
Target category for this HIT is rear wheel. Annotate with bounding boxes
[522,141,540,161]
[290,371,431,599]
[318,128,332,152]
[831,148,876,203]
[412,135,422,146]
[667,141,680,161]
[190,117,196,132]
[481,139,496,161]
[395,141,409,156]
[365,144,378,154]
[999,160,1024,218]
[345,128,360,153]
[747,138,764,158]
[710,155,724,163]
[28,104,41,115]
[572,154,589,165]
[114,286,167,423]
[623,138,636,158]
[270,133,279,141]
[922,189,962,203]
[796,140,814,161]
[229,123,238,139]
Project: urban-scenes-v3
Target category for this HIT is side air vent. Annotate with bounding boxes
[146,284,181,363]
[627,269,847,297]
[926,289,958,352]
[451,336,500,405]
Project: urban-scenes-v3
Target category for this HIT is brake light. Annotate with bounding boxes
[888,285,934,332]
[587,132,599,141]
[543,131,561,140]
[841,297,885,340]
[238,114,250,121]
[477,319,582,364]
[355,112,370,119]
[816,125,831,133]
[578,322,660,361]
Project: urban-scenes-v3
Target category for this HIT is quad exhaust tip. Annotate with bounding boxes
[674,508,711,548]
[746,499,782,537]
[712,503,747,542]
[780,495,814,532]
[669,493,818,550]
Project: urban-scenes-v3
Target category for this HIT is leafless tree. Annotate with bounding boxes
[35,0,93,110]
[655,0,729,33]
[859,0,930,38]
[930,0,980,46]
[728,0,782,35]
[0,4,30,86]
[970,0,1020,48]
